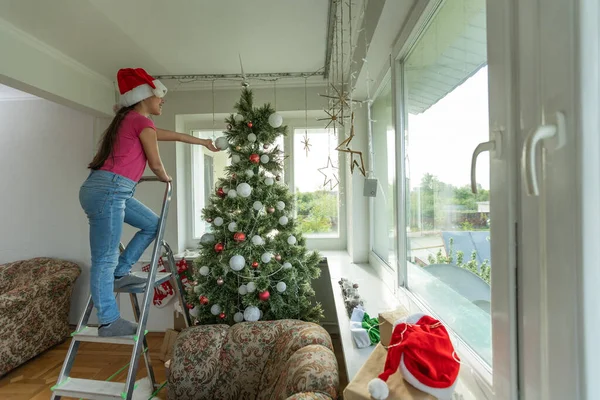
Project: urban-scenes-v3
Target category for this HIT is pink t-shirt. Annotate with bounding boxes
[100,111,155,182]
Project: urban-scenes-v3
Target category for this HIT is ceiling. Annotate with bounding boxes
[0,0,331,87]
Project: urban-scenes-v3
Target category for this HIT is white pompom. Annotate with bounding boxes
[237,182,252,198]
[276,201,285,211]
[210,304,222,316]
[228,222,238,232]
[248,133,257,143]
[234,114,244,122]
[215,136,229,150]
[200,233,214,244]
[193,285,203,294]
[276,282,287,293]
[199,266,210,276]
[261,252,273,263]
[238,285,248,295]
[279,216,289,226]
[213,217,223,226]
[260,155,270,164]
[287,235,297,245]
[228,189,238,198]
[251,235,264,245]
[245,169,255,178]
[368,378,389,400]
[265,177,274,186]
[232,154,241,164]
[283,262,292,269]
[268,113,283,128]
[244,305,261,322]
[233,311,244,322]
[253,201,263,211]
[246,282,257,293]
[229,255,245,271]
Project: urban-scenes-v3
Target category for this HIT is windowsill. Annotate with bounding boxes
[305,233,340,239]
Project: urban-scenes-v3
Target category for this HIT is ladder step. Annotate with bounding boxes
[52,378,126,399]
[114,271,172,293]
[71,326,148,345]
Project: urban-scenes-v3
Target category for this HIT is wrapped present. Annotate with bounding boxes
[350,306,380,348]
[378,307,409,347]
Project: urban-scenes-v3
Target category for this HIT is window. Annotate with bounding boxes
[401,0,491,365]
[293,128,340,237]
[371,80,397,268]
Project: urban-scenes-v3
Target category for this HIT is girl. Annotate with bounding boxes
[79,68,218,337]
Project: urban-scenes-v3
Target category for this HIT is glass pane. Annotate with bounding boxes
[371,80,397,267]
[293,128,339,237]
[403,0,491,365]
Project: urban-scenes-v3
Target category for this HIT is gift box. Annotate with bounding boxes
[378,307,409,347]
[343,343,435,400]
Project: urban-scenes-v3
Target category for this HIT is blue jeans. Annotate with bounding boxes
[79,170,159,324]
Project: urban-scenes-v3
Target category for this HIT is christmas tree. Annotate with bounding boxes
[186,88,324,325]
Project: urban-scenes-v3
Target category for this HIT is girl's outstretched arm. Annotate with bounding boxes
[156,128,219,152]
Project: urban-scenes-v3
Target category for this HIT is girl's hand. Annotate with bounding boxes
[202,139,219,152]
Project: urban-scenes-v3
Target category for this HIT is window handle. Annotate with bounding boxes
[521,112,566,196]
[471,128,502,194]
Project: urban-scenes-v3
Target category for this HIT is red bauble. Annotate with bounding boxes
[234,232,246,242]
[247,122,253,128]
[252,261,259,269]
[259,290,270,302]
[186,303,194,309]
[219,312,226,319]
[250,154,260,164]
[199,296,209,305]
[217,187,226,198]
[214,243,224,253]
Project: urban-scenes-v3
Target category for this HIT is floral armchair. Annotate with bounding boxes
[168,319,339,399]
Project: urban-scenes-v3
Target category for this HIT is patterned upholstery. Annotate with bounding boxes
[169,320,339,400]
[0,257,81,376]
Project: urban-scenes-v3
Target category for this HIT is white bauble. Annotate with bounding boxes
[268,113,283,128]
[261,252,273,263]
[245,169,254,178]
[251,235,264,245]
[215,137,229,150]
[200,233,214,244]
[234,114,244,122]
[287,235,297,245]
[276,282,287,293]
[228,222,238,232]
[279,216,289,226]
[276,201,286,211]
[237,182,252,198]
[246,282,257,293]
[260,155,270,164]
[232,154,241,164]
[283,262,292,269]
[199,266,210,276]
[253,201,263,211]
[213,217,224,227]
[233,312,244,323]
[265,177,274,186]
[244,305,261,322]
[210,304,222,315]
[193,285,203,294]
[189,307,200,317]
[238,285,248,295]
[229,255,245,271]
[247,133,257,143]
[228,189,238,198]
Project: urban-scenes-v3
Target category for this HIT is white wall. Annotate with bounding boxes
[0,98,95,323]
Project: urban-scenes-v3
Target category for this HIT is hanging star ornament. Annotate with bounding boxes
[317,156,340,190]
[301,131,312,157]
[317,107,345,129]
[335,112,366,177]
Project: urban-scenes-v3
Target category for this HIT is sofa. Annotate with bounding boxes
[168,320,339,400]
[0,257,81,376]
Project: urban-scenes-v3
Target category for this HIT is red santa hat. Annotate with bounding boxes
[116,68,167,108]
[368,313,460,400]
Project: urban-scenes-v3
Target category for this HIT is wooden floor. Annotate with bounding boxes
[0,332,167,400]
[0,332,348,400]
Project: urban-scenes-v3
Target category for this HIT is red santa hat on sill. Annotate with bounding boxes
[368,313,460,400]
[116,68,167,108]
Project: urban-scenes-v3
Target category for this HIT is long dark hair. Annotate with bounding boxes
[88,104,136,169]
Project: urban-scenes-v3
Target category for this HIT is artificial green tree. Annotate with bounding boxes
[186,88,324,325]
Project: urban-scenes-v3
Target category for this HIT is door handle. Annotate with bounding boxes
[471,129,503,194]
[521,112,566,196]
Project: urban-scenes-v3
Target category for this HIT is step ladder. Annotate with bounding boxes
[51,177,192,400]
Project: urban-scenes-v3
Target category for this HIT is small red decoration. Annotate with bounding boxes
[217,277,224,285]
[267,207,275,214]
[252,261,259,269]
[259,290,270,302]
[187,303,194,309]
[217,187,226,198]
[250,154,260,164]
[231,173,237,180]
[234,232,246,242]
[247,122,253,128]
[219,312,226,319]
[275,254,282,262]
[199,295,209,305]
[214,243,224,253]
